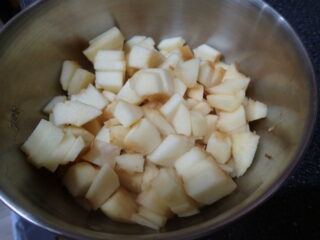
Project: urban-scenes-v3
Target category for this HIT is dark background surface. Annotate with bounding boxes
[1,0,319,239]
[201,0,320,239]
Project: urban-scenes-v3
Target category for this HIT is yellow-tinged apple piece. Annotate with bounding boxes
[245,98,268,122]
[231,131,260,177]
[143,107,175,136]
[148,134,194,167]
[104,118,121,127]
[173,77,187,96]
[85,163,120,210]
[158,37,185,51]
[115,153,145,173]
[94,50,125,71]
[21,119,65,170]
[43,96,67,114]
[192,101,212,116]
[116,80,143,105]
[152,168,198,216]
[60,60,80,91]
[71,84,108,110]
[95,126,110,143]
[83,119,102,135]
[109,125,130,147]
[175,58,200,87]
[160,93,184,121]
[137,187,171,217]
[138,37,156,49]
[102,90,116,102]
[113,101,143,127]
[82,140,121,167]
[160,52,182,70]
[203,114,218,144]
[193,44,221,62]
[172,104,191,136]
[83,27,124,62]
[124,118,161,154]
[227,124,250,134]
[52,100,101,127]
[100,187,138,223]
[138,207,167,228]
[63,162,98,197]
[124,35,147,53]
[115,168,143,193]
[128,45,164,69]
[141,162,160,191]
[206,131,232,164]
[63,126,94,147]
[68,68,95,95]
[190,111,208,138]
[95,71,124,93]
[144,68,174,96]
[187,83,204,101]
[131,214,160,230]
[207,90,245,112]
[216,105,246,132]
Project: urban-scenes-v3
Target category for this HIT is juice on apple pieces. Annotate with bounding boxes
[21,26,268,230]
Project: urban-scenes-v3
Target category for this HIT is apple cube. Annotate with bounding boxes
[206,131,232,164]
[116,80,143,105]
[52,100,101,127]
[228,124,250,134]
[246,98,268,122]
[144,68,174,95]
[109,125,130,147]
[158,37,185,51]
[203,114,218,143]
[124,35,147,53]
[43,95,67,114]
[179,45,194,60]
[63,126,94,147]
[131,214,160,230]
[152,168,198,215]
[116,168,143,193]
[102,101,117,119]
[71,84,108,110]
[124,118,161,154]
[95,71,124,93]
[216,106,246,132]
[192,101,212,116]
[190,111,208,138]
[63,162,98,197]
[138,207,167,228]
[67,68,95,95]
[187,83,204,100]
[113,101,143,127]
[102,90,116,102]
[174,147,207,176]
[83,27,124,62]
[94,50,125,71]
[143,107,175,136]
[21,119,64,170]
[207,90,245,112]
[60,60,80,91]
[104,118,121,128]
[95,126,110,143]
[137,188,171,217]
[182,157,236,205]
[193,44,221,62]
[115,153,145,173]
[100,187,137,223]
[173,77,187,96]
[160,52,182,70]
[231,132,260,177]
[141,162,160,191]
[160,93,184,121]
[148,134,194,167]
[186,98,199,109]
[137,37,156,49]
[175,58,200,87]
[83,119,102,135]
[82,140,121,167]
[85,163,120,210]
[128,45,164,69]
[172,104,191,136]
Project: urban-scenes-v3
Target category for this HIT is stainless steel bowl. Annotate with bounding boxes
[0,0,317,239]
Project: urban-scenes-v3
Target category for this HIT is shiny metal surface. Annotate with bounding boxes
[0,0,317,239]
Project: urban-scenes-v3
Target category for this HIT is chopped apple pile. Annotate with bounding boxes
[21,26,268,230]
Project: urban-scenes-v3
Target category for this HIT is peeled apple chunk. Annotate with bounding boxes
[68,68,95,95]
[152,168,198,215]
[43,95,67,114]
[128,45,164,69]
[143,107,175,136]
[83,27,125,62]
[158,37,185,51]
[52,100,102,127]
[181,157,236,205]
[85,163,120,210]
[193,44,221,62]
[115,154,145,173]
[95,71,124,93]
[100,187,137,223]
[124,118,161,154]
[115,168,143,194]
[60,60,80,91]
[206,131,232,164]
[175,58,200,87]
[172,104,191,136]
[216,105,246,133]
[63,162,98,197]
[245,98,268,122]
[231,132,260,177]
[148,134,194,167]
[207,90,245,112]
[138,207,167,228]
[113,101,143,127]
[160,93,184,121]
